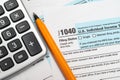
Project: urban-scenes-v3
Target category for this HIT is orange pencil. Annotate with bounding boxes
[33,13,76,80]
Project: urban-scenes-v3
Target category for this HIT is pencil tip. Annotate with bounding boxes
[33,13,39,20]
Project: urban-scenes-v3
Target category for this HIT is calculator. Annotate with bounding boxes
[0,0,46,79]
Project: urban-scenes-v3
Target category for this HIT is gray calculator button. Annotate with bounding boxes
[0,16,10,29]
[2,28,16,40]
[8,39,22,52]
[0,5,4,16]
[0,57,14,71]
[10,10,24,22]
[0,38,2,44]
[16,21,30,33]
[0,46,8,59]
[22,32,42,56]
[14,50,28,64]
[4,0,18,11]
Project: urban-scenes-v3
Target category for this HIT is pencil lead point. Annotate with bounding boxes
[33,13,39,20]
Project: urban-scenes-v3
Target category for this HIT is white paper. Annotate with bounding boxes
[42,0,120,80]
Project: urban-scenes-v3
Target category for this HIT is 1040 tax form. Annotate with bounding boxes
[20,0,103,80]
[42,0,120,80]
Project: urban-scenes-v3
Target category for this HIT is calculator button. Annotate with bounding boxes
[0,16,10,29]
[0,38,2,44]
[8,39,22,52]
[4,0,18,11]
[14,50,28,64]
[0,5,4,16]
[10,10,24,22]
[0,58,14,71]
[2,28,16,41]
[16,21,30,33]
[0,46,8,59]
[22,32,42,56]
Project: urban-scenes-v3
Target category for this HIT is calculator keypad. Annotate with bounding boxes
[0,0,46,79]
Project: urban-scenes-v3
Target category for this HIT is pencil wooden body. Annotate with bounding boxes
[35,18,76,80]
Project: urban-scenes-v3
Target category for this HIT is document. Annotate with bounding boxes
[21,0,105,80]
[42,0,120,80]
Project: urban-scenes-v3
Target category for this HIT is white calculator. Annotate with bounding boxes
[0,0,46,79]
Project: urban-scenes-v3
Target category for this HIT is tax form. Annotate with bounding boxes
[42,0,120,80]
[20,0,103,80]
